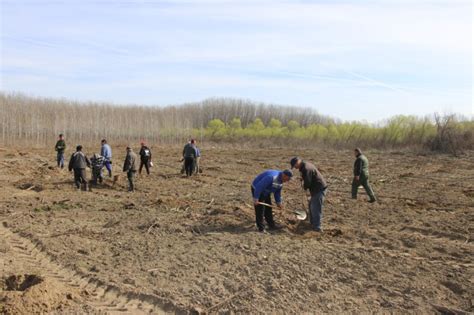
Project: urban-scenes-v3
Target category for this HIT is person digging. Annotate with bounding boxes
[251,169,293,233]
[290,157,327,232]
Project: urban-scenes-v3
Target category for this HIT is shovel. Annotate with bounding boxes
[256,202,307,220]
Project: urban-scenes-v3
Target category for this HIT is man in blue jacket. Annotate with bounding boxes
[251,169,293,232]
[100,139,113,177]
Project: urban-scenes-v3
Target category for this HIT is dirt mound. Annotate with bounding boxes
[0,274,71,314]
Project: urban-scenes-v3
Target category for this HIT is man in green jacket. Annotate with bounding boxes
[123,146,138,192]
[54,134,66,168]
[352,148,376,203]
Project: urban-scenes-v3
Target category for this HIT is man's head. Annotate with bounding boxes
[290,157,302,170]
[76,145,82,151]
[101,139,107,145]
[191,139,195,144]
[141,141,146,147]
[59,134,64,140]
[282,169,293,183]
[354,148,362,157]
[126,146,132,152]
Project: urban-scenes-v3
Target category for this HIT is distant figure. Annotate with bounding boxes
[352,148,376,203]
[139,142,152,175]
[251,169,293,232]
[180,139,191,174]
[291,157,327,232]
[100,139,112,177]
[68,145,91,191]
[123,146,138,192]
[54,134,66,168]
[194,141,201,174]
[90,153,105,185]
[182,139,197,176]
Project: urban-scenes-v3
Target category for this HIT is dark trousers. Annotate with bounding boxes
[73,168,88,190]
[352,176,376,201]
[251,187,275,231]
[91,167,103,184]
[139,158,150,175]
[104,160,112,176]
[309,189,326,230]
[57,152,64,168]
[127,170,136,191]
[184,157,195,176]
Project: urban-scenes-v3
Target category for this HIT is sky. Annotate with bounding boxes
[0,0,472,122]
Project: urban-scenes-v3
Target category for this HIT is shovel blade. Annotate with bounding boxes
[294,210,307,220]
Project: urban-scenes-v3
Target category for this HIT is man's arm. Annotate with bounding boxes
[274,188,282,206]
[303,169,312,190]
[123,154,130,172]
[68,154,73,171]
[253,176,272,204]
[354,158,362,179]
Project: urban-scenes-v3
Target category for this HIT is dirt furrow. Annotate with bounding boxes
[0,224,178,314]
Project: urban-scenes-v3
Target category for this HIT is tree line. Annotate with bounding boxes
[0,92,472,154]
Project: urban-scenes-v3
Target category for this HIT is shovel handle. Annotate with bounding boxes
[256,202,275,208]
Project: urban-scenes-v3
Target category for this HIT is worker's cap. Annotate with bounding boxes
[282,169,293,178]
[290,157,300,169]
[76,145,83,151]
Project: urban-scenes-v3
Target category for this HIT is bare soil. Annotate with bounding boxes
[0,146,473,314]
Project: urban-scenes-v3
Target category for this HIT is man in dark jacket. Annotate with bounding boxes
[291,157,327,232]
[182,139,197,177]
[251,169,293,232]
[352,148,376,203]
[68,145,91,191]
[139,142,152,175]
[123,146,138,192]
[55,134,66,168]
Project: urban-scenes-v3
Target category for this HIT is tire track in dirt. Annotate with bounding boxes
[0,224,183,314]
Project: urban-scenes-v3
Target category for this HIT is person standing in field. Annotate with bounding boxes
[100,139,113,177]
[54,134,66,168]
[139,142,152,175]
[182,139,197,177]
[68,145,91,191]
[291,157,327,232]
[251,169,293,232]
[123,146,138,192]
[352,148,376,203]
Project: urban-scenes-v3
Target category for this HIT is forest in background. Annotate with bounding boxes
[1,92,472,155]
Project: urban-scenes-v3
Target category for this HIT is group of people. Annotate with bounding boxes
[55,135,154,192]
[251,148,376,233]
[56,134,377,233]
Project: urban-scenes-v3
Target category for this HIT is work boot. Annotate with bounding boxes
[369,198,376,203]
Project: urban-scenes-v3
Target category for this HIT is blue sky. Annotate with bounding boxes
[0,0,472,122]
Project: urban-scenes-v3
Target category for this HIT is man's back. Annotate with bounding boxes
[70,152,89,169]
[301,161,327,195]
[183,143,196,158]
[101,144,112,159]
